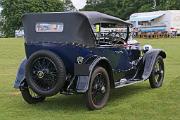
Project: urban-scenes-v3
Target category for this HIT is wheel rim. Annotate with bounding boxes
[91,73,107,106]
[154,59,164,84]
[28,87,42,98]
[30,57,58,91]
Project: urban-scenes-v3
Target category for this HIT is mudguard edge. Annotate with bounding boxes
[142,49,166,80]
[76,57,112,93]
[14,58,27,89]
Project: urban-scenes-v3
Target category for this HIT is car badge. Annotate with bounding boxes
[77,56,84,64]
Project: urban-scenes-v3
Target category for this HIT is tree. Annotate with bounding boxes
[0,0,64,37]
[164,0,180,10]
[64,0,75,11]
[84,0,151,19]
[84,0,180,20]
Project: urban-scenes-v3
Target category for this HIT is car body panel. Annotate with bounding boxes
[25,43,132,74]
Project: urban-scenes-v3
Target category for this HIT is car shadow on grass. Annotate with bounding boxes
[36,94,87,111]
[109,84,151,102]
[30,83,151,112]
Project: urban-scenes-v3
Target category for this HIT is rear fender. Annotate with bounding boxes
[76,57,114,93]
[14,58,27,89]
[142,49,166,80]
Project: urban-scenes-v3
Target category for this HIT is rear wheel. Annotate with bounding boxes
[25,50,66,96]
[21,82,45,104]
[85,67,110,110]
[149,56,164,88]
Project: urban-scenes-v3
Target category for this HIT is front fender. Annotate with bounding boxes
[142,49,166,80]
[76,57,112,93]
[14,58,27,89]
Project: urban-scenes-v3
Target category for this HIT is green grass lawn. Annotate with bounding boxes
[0,38,179,120]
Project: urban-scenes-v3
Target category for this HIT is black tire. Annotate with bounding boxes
[149,56,165,88]
[21,84,46,104]
[25,50,66,96]
[85,67,110,110]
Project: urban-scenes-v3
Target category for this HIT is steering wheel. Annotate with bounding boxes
[105,32,125,44]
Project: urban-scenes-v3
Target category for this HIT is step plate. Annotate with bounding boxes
[115,79,146,88]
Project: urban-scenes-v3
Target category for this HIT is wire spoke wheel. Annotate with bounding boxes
[30,57,58,91]
[154,60,164,84]
[28,87,42,99]
[21,82,46,104]
[85,67,110,110]
[91,73,107,105]
[25,50,66,96]
[149,56,164,88]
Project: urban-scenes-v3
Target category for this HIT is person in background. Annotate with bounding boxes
[132,27,138,38]
[170,27,177,38]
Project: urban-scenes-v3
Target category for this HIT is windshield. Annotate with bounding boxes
[92,23,128,45]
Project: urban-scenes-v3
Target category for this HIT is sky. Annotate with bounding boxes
[71,0,87,10]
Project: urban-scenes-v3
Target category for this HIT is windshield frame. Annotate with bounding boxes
[92,23,130,46]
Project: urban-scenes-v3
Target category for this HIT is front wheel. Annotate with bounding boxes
[21,83,46,104]
[85,67,110,110]
[149,56,165,88]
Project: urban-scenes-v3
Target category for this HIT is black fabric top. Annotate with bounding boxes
[22,11,130,46]
[80,11,131,25]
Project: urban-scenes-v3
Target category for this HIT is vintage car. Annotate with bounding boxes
[14,11,166,110]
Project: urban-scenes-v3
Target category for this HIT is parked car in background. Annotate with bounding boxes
[15,27,24,37]
[14,11,166,110]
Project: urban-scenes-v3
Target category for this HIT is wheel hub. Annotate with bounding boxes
[101,86,106,94]
[37,71,45,79]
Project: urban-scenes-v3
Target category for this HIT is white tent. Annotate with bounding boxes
[129,10,180,34]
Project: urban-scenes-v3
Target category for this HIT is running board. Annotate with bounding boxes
[115,79,146,88]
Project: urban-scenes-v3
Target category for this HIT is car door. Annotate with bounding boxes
[93,45,132,81]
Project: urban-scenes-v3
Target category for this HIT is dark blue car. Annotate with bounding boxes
[14,11,166,110]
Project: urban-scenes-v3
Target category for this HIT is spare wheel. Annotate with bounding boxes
[25,50,66,96]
